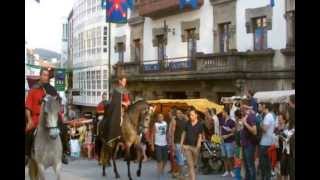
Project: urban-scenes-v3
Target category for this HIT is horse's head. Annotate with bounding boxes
[41,95,61,139]
[139,102,156,132]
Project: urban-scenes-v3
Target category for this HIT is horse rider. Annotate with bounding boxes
[104,76,131,143]
[25,67,69,165]
[116,76,131,110]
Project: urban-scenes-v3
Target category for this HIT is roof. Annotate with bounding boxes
[147,98,224,114]
[253,90,295,103]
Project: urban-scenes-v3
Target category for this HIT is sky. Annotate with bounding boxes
[25,0,74,53]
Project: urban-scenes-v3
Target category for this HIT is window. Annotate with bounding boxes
[103,48,107,52]
[103,70,108,90]
[91,71,96,89]
[97,70,101,89]
[253,17,268,50]
[134,39,141,62]
[157,35,165,60]
[117,42,125,63]
[87,71,91,89]
[218,23,230,53]
[186,29,197,57]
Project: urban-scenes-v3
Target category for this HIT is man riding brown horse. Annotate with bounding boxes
[104,76,131,144]
[25,68,69,165]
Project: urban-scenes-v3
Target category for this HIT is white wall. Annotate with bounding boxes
[143,0,213,61]
[236,0,286,51]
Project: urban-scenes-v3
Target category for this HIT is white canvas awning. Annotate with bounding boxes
[253,90,295,103]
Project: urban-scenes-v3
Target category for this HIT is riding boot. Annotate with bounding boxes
[25,129,36,165]
[58,119,69,164]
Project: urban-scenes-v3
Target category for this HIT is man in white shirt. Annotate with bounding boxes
[151,113,168,180]
[259,103,275,180]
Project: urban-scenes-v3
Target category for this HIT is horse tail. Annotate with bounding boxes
[28,159,39,180]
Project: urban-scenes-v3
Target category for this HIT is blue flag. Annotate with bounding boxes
[179,0,197,10]
[106,0,128,23]
[270,0,275,7]
[105,0,134,23]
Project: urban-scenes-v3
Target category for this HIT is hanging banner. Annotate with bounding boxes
[55,69,66,91]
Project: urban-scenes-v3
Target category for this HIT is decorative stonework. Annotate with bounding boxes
[181,19,200,42]
[245,5,273,33]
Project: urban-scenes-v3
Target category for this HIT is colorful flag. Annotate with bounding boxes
[270,0,275,7]
[179,0,198,10]
[106,0,133,23]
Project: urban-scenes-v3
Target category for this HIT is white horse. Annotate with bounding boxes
[28,95,62,180]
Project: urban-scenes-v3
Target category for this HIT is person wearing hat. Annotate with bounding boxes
[25,67,69,165]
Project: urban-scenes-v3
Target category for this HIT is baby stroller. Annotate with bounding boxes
[200,135,224,174]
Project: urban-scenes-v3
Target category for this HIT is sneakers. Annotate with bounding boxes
[222,171,235,177]
[230,171,235,177]
[222,171,230,177]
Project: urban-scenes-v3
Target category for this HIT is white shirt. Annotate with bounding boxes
[260,112,276,146]
[154,121,168,146]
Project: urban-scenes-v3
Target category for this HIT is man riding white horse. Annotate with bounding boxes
[25,67,69,165]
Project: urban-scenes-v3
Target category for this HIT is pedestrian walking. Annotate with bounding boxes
[151,113,169,180]
[170,109,187,178]
[180,109,203,180]
[259,103,276,180]
[220,107,236,177]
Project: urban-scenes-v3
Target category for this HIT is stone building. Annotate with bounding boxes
[111,0,295,102]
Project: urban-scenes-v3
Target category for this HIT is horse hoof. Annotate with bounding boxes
[115,174,120,179]
[102,172,106,177]
[137,170,141,177]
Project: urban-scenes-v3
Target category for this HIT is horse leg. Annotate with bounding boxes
[28,159,38,180]
[127,160,132,180]
[102,165,106,177]
[112,143,120,178]
[100,146,106,176]
[37,163,46,180]
[137,145,143,177]
[53,162,62,180]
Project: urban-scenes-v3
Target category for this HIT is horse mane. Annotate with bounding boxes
[127,99,148,114]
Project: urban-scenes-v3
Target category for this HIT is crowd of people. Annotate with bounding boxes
[138,90,295,180]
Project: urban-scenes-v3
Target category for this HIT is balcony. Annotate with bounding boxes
[113,50,295,81]
[137,0,204,19]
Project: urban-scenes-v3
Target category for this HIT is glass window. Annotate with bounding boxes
[92,71,96,89]
[87,71,91,89]
[253,16,268,50]
[117,42,124,63]
[186,28,197,56]
[218,23,230,53]
[157,35,165,60]
[97,70,101,89]
[134,39,141,62]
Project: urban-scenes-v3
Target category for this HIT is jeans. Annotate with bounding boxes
[243,144,256,180]
[259,145,271,180]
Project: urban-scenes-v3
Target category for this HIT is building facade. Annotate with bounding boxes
[112,0,295,102]
[69,0,111,111]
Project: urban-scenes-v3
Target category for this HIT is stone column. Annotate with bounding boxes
[285,11,295,48]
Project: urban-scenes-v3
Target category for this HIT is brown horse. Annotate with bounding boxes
[98,100,155,180]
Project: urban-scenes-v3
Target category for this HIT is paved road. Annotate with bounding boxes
[25,158,234,180]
